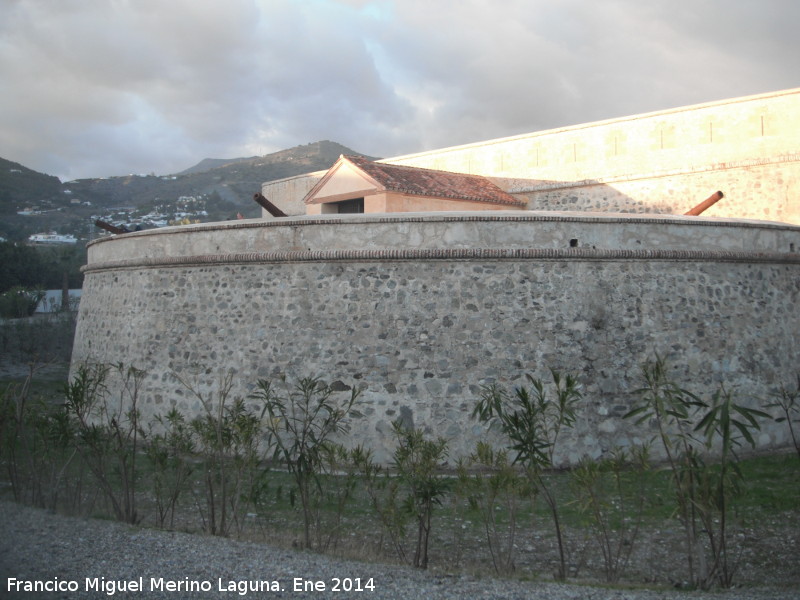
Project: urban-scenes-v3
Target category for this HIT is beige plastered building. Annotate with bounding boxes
[262,88,800,224]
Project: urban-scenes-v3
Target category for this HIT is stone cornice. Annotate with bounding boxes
[86,211,800,251]
[82,247,800,274]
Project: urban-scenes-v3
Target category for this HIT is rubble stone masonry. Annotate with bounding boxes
[73,213,800,463]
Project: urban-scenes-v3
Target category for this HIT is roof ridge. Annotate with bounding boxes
[343,154,490,180]
[306,154,525,207]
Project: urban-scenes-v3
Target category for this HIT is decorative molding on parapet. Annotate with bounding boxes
[86,211,800,251]
[82,247,800,275]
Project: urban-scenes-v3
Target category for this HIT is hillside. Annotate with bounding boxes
[176,156,261,175]
[0,157,64,215]
[64,140,374,210]
[0,141,375,241]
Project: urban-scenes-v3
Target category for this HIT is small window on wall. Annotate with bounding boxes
[335,198,364,213]
[320,197,365,214]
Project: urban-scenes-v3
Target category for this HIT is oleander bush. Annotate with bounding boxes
[766,373,800,460]
[251,375,362,549]
[473,370,581,580]
[455,442,531,575]
[0,355,798,590]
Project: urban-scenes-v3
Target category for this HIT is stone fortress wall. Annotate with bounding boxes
[72,89,800,464]
[73,213,800,464]
[263,88,800,223]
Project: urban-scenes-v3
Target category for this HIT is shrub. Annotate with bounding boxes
[0,364,79,509]
[766,374,800,460]
[146,408,195,530]
[0,286,44,318]
[351,445,410,564]
[64,362,145,524]
[353,422,449,569]
[390,420,449,569]
[473,369,581,580]
[693,386,769,587]
[251,376,361,549]
[177,370,265,537]
[571,445,650,583]
[625,356,767,589]
[456,442,529,575]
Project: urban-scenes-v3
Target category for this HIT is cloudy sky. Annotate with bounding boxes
[1,0,798,182]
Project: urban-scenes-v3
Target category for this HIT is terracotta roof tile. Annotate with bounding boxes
[343,155,524,206]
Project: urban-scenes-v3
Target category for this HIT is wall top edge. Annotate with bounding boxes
[81,247,800,275]
[260,169,327,186]
[85,210,800,250]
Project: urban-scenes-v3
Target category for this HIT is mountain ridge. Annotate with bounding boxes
[0,140,377,241]
[175,140,375,177]
[176,156,261,176]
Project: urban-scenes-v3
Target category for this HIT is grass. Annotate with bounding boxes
[735,452,800,513]
[0,368,69,400]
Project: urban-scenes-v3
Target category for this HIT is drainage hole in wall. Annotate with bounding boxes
[569,238,578,248]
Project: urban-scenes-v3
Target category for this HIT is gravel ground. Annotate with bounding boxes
[1,501,797,600]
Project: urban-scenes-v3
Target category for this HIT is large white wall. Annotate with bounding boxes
[263,88,800,223]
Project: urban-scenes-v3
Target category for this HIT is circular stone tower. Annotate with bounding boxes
[72,211,800,463]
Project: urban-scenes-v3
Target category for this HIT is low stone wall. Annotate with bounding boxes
[73,213,800,464]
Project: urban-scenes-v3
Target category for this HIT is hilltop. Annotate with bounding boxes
[0,157,64,215]
[64,140,374,209]
[0,141,375,241]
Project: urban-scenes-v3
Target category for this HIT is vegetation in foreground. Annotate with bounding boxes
[1,354,798,592]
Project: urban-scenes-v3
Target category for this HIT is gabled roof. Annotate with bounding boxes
[304,155,525,206]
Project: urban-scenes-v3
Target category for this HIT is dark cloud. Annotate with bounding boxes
[0,0,797,181]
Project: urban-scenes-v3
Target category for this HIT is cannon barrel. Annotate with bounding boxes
[253,193,288,218]
[94,220,130,234]
[684,190,724,216]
